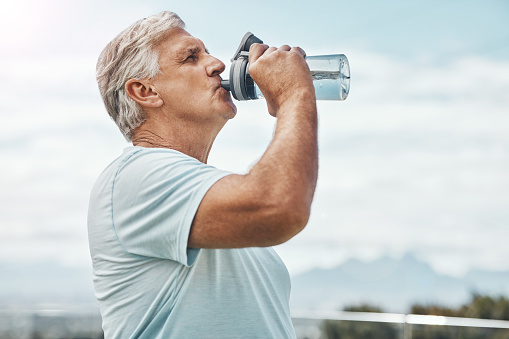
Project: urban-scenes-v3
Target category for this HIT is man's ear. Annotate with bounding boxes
[125,79,163,108]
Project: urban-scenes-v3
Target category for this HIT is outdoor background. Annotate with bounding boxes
[1,0,508,312]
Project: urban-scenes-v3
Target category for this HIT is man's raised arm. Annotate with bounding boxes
[189,43,318,248]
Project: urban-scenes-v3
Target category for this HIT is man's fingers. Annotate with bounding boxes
[291,46,306,58]
[250,44,306,64]
[277,45,305,57]
[249,43,269,63]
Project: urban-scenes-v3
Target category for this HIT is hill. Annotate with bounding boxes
[290,253,509,313]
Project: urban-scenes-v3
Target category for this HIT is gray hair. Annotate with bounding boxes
[96,11,185,141]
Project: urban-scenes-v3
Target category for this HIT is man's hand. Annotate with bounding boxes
[248,43,315,117]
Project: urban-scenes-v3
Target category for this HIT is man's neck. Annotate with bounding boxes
[132,117,223,164]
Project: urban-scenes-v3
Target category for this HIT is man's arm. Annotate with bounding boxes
[189,43,318,248]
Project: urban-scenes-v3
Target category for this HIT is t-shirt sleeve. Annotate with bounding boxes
[111,149,230,266]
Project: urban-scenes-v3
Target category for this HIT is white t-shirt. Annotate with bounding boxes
[87,146,296,338]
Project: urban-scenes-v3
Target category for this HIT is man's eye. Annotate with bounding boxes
[186,54,198,62]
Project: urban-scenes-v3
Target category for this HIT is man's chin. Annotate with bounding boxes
[224,106,237,120]
[222,100,237,120]
[216,89,237,117]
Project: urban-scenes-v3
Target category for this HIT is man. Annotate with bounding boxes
[88,11,318,338]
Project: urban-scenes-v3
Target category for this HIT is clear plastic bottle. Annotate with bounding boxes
[253,54,350,101]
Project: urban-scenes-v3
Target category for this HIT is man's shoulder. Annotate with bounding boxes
[118,146,213,178]
[112,146,231,193]
[90,147,193,193]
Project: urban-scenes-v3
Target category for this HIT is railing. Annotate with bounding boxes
[291,310,509,339]
[2,308,509,338]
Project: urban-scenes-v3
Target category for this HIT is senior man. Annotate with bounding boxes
[88,10,318,338]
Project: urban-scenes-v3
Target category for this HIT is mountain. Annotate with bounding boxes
[290,253,509,313]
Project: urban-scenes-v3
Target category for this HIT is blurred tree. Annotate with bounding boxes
[464,294,509,321]
[411,293,509,321]
[343,304,384,313]
[320,304,398,339]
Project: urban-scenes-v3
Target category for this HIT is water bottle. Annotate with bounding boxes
[221,32,350,101]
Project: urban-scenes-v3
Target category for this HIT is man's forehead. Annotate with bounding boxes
[167,30,206,54]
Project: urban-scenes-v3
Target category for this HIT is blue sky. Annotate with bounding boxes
[0,0,508,278]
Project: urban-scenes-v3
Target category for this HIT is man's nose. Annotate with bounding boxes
[206,55,226,77]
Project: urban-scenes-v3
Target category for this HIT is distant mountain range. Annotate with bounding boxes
[290,253,509,313]
[1,254,508,314]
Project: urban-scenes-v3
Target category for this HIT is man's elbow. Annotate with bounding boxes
[268,199,311,246]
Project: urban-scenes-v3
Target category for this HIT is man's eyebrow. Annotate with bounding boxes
[177,45,210,58]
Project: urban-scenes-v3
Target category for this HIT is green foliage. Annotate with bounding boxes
[320,303,398,339]
[320,319,399,339]
[411,304,466,317]
[343,304,384,313]
[464,294,509,321]
[411,293,509,321]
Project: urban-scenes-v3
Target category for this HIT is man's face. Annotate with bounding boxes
[150,28,237,126]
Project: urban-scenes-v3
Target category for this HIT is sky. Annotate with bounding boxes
[0,0,508,279]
